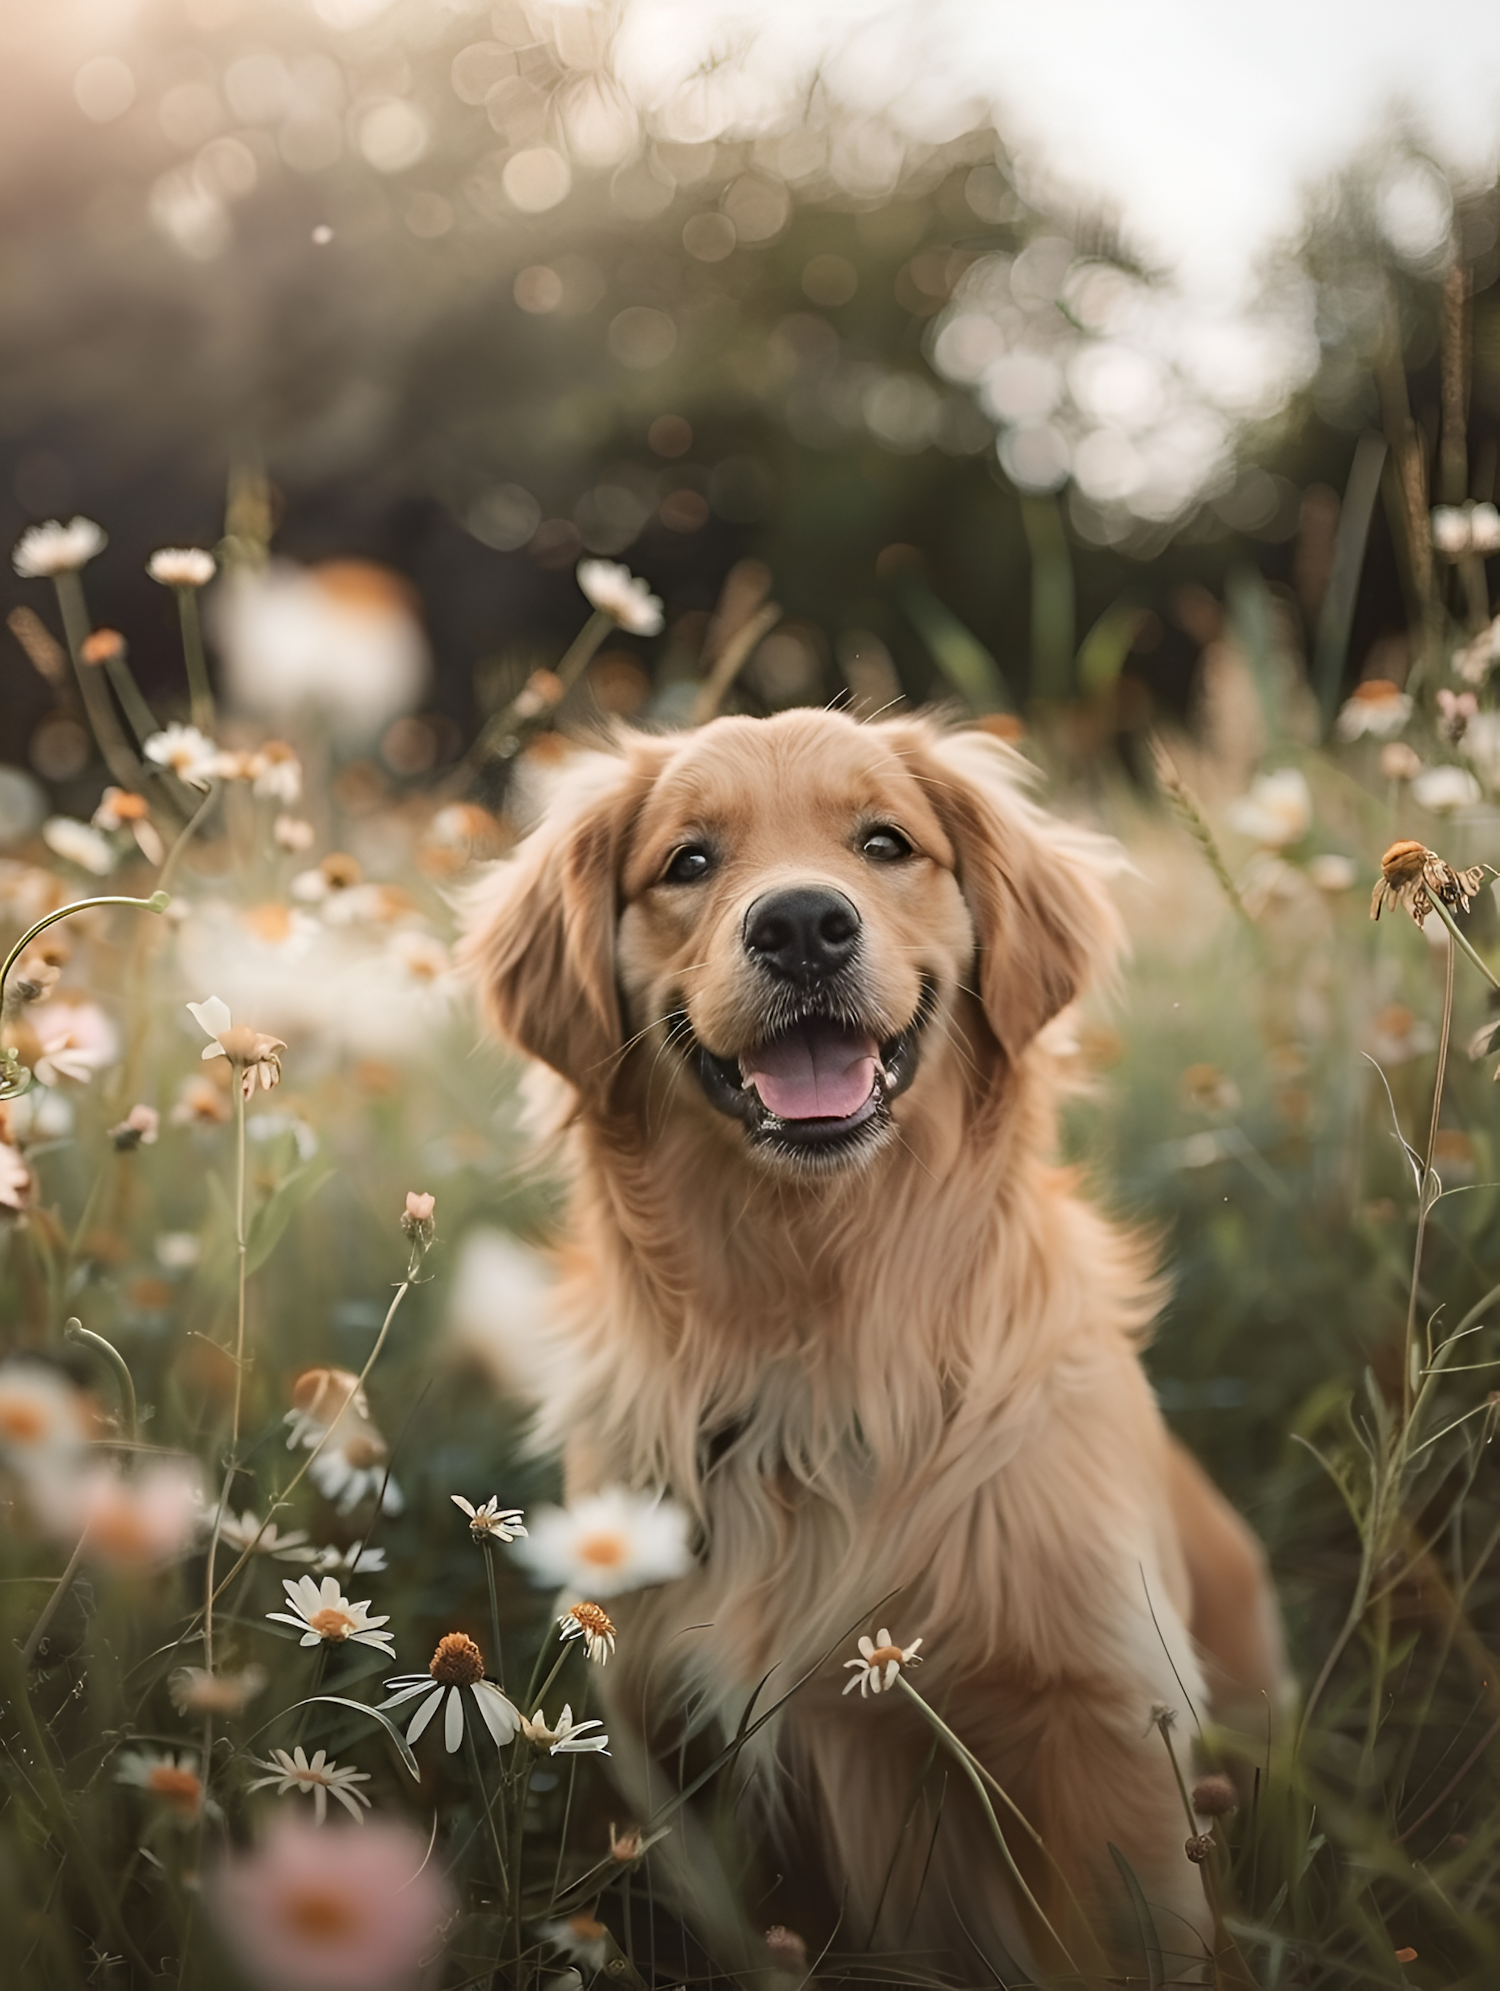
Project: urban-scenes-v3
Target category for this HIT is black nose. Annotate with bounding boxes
[743,886,861,984]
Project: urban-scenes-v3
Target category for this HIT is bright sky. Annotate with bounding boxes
[623,0,1500,300]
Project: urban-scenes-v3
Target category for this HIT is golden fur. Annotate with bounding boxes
[462,709,1284,1982]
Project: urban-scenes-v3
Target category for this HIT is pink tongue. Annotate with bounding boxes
[742,1019,879,1121]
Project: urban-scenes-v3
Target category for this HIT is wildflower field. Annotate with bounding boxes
[7,5,1500,1981]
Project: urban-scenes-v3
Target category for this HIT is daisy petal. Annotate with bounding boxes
[405,1688,443,1745]
[473,1681,521,1745]
[444,1686,464,1754]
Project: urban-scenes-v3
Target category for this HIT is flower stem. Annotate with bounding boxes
[64,1315,137,1441]
[483,1540,505,1691]
[1426,891,1500,995]
[175,585,216,734]
[1403,927,1456,1414]
[894,1675,1082,1977]
[20,1532,90,1670]
[0,893,169,1026]
[52,570,139,788]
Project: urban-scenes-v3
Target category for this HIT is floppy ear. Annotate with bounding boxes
[459,742,663,1092]
[900,723,1126,1059]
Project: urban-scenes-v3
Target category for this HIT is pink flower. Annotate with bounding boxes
[404,1192,434,1223]
[209,1817,455,1991]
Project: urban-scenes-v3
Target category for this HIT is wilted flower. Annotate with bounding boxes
[0,1361,92,1470]
[1371,842,1490,927]
[558,1601,616,1664]
[248,1747,373,1825]
[609,1821,669,1863]
[379,1632,520,1751]
[109,1104,160,1151]
[512,1487,693,1598]
[168,1664,268,1715]
[1438,688,1478,742]
[5,952,60,1008]
[267,1574,396,1658]
[145,723,221,789]
[843,1629,924,1697]
[208,1816,455,1991]
[42,816,115,876]
[187,996,287,1100]
[13,517,107,577]
[520,1703,609,1755]
[147,546,216,588]
[1184,1832,1215,1864]
[451,1494,526,1542]
[539,1912,611,1971]
[576,559,664,636]
[1191,1773,1239,1817]
[33,1001,120,1086]
[1379,741,1423,782]
[1226,768,1312,847]
[114,1748,206,1825]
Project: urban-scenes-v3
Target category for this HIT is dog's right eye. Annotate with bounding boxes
[662,845,715,885]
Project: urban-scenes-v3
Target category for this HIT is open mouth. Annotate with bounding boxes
[682,982,933,1158]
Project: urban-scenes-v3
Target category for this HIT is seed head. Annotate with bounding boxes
[1191,1772,1238,1817]
[429,1631,485,1687]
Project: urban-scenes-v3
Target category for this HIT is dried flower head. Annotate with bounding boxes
[1184,1832,1215,1864]
[608,1821,669,1863]
[1191,1773,1239,1817]
[148,547,216,589]
[520,1703,610,1754]
[558,1601,616,1663]
[765,1926,808,1971]
[1370,841,1490,927]
[379,1635,520,1752]
[13,517,107,578]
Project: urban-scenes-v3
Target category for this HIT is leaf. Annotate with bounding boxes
[1108,1842,1163,1990]
[894,572,1013,713]
[246,1163,337,1275]
[279,1694,423,1781]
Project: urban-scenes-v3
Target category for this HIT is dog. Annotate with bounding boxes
[462,708,1285,1981]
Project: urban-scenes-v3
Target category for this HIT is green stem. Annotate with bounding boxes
[895,1675,1081,1977]
[1427,892,1500,996]
[64,1316,137,1440]
[468,609,615,772]
[1403,928,1455,1414]
[175,586,215,734]
[483,1541,505,1691]
[52,570,140,787]
[103,651,161,751]
[20,1532,90,1669]
[155,785,219,899]
[1,894,169,1023]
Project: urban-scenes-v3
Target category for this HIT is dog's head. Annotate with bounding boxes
[462,710,1123,1171]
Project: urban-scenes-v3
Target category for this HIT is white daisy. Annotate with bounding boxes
[144,723,221,789]
[576,559,663,636]
[378,1632,521,1752]
[247,1746,372,1825]
[557,1601,616,1664]
[519,1703,610,1755]
[114,1748,206,1825]
[1412,765,1483,815]
[843,1629,924,1698]
[168,1664,267,1715]
[266,1574,395,1658]
[511,1486,692,1599]
[207,1507,315,1561]
[307,1542,388,1577]
[253,741,302,805]
[1226,768,1312,847]
[147,547,216,588]
[1334,681,1414,742]
[451,1494,527,1542]
[41,816,115,876]
[13,517,106,578]
[0,1362,91,1469]
[284,1367,403,1517]
[33,1001,120,1086]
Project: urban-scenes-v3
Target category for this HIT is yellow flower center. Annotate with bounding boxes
[570,1914,608,1942]
[308,1607,355,1640]
[429,1631,485,1686]
[147,1765,203,1815]
[867,1645,903,1668]
[343,1435,385,1470]
[0,1398,49,1443]
[566,1602,616,1637]
[576,1531,629,1568]
[280,1887,361,1944]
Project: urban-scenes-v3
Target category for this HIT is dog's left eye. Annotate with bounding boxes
[859,826,913,863]
[662,845,715,884]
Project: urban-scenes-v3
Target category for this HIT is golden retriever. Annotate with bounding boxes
[462,709,1284,1982]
